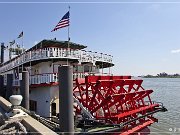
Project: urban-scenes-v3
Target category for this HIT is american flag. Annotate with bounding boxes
[51,11,70,32]
[18,31,23,38]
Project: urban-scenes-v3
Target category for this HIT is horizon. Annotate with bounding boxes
[1,1,180,76]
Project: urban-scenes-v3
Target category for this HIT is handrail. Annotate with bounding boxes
[12,72,87,86]
[0,47,113,74]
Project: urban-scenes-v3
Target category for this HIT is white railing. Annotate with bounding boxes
[0,47,113,74]
[73,72,85,80]
[30,73,58,85]
[12,72,86,86]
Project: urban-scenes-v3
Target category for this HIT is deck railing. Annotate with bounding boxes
[0,48,113,73]
[12,72,86,86]
[30,73,58,85]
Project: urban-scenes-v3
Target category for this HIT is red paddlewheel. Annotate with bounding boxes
[73,75,160,131]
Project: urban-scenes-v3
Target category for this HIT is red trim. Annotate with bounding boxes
[30,81,76,88]
[30,82,59,88]
[30,72,58,76]
[120,118,155,135]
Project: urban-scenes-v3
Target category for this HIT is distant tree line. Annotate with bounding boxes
[143,72,180,78]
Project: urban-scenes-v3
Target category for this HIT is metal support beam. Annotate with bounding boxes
[6,74,13,100]
[58,65,74,134]
[20,71,29,110]
[0,75,5,97]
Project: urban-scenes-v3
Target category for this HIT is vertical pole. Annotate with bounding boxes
[109,55,112,75]
[68,6,70,44]
[58,65,74,134]
[67,6,70,65]
[20,71,29,110]
[1,43,5,64]
[101,53,103,74]
[6,74,13,100]
[9,43,11,60]
[22,32,24,52]
[0,75,5,97]
[21,31,24,71]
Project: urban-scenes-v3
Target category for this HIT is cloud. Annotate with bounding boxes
[171,49,180,54]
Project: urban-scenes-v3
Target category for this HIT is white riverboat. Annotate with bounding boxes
[0,39,114,117]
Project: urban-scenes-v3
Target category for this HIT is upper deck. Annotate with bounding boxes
[0,39,113,74]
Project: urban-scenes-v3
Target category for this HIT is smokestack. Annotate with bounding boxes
[1,43,5,64]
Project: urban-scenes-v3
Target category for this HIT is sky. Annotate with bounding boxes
[1,0,180,76]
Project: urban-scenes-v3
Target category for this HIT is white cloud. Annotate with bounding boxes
[171,49,180,54]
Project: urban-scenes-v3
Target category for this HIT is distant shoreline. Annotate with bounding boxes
[140,72,180,78]
[142,76,180,78]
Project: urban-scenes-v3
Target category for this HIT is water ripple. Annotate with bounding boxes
[142,78,180,134]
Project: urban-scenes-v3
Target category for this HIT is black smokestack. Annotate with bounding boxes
[1,43,5,64]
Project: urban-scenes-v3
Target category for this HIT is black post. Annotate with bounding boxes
[6,74,13,100]
[0,75,5,97]
[58,65,74,134]
[20,71,29,110]
[1,43,5,64]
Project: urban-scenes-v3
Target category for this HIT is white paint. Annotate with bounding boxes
[30,86,51,117]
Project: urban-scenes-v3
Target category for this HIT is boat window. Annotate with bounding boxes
[50,48,53,57]
[79,66,84,72]
[73,65,83,72]
[92,66,96,72]
[84,65,96,73]
[35,69,39,75]
[84,65,89,72]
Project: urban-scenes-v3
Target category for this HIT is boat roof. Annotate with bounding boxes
[28,39,87,51]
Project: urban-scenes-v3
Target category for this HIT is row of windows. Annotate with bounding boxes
[73,65,97,73]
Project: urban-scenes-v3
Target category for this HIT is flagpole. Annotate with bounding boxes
[22,33,24,53]
[22,32,24,71]
[67,6,70,65]
[68,6,70,42]
[9,42,11,60]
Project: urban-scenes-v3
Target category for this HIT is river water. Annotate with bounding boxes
[141,78,180,135]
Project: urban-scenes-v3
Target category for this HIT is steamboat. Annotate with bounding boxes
[0,39,167,134]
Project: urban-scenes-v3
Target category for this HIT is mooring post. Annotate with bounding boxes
[6,74,13,100]
[0,75,5,97]
[20,71,29,110]
[58,65,74,134]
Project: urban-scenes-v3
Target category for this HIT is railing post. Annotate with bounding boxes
[58,65,74,134]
